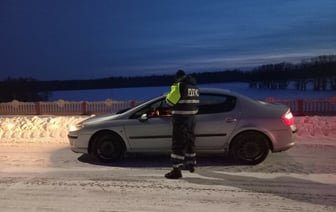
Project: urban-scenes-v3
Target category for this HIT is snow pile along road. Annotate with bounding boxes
[0,115,86,144]
[295,116,336,145]
[0,115,335,145]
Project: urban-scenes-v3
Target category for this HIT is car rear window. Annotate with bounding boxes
[198,94,236,114]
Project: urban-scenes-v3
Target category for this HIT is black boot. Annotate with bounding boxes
[184,160,196,173]
[186,163,195,173]
[165,167,182,179]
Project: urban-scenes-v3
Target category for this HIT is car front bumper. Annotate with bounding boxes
[68,132,89,154]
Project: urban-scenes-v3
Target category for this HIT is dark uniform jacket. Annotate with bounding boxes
[166,75,200,115]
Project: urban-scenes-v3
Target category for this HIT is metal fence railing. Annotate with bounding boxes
[264,97,336,116]
[0,98,335,116]
[0,99,140,115]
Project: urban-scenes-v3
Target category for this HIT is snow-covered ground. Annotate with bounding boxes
[0,115,335,146]
[0,115,335,212]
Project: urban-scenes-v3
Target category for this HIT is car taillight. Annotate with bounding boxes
[282,110,294,126]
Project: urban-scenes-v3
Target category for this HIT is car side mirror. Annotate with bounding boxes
[139,113,149,122]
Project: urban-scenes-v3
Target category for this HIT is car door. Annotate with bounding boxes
[195,93,241,150]
[124,99,173,151]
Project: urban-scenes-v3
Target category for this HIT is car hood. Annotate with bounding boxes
[82,113,122,125]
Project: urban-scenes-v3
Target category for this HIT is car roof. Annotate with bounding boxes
[162,87,249,100]
[199,88,232,95]
[122,87,258,117]
[162,88,232,95]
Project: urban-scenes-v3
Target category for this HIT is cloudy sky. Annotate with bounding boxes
[1,0,335,80]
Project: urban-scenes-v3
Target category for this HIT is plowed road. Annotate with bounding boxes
[0,143,335,212]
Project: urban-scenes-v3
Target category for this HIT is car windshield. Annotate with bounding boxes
[116,107,132,114]
[130,97,172,119]
[115,95,162,115]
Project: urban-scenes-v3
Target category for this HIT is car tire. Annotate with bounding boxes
[230,131,269,165]
[92,132,125,163]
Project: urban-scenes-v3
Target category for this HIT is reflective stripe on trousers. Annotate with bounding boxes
[171,115,196,167]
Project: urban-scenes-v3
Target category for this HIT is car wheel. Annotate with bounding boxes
[93,132,125,163]
[230,131,269,165]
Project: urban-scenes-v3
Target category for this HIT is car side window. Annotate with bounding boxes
[198,94,236,114]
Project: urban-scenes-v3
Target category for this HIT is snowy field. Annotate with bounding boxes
[50,82,336,101]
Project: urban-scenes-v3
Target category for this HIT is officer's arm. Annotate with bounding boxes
[166,83,181,107]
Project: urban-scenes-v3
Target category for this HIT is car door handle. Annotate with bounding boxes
[225,118,237,123]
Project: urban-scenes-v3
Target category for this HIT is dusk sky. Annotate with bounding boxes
[1,0,336,80]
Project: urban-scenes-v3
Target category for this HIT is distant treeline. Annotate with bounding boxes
[247,55,336,91]
[0,55,335,102]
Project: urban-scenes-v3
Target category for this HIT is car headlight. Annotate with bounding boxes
[69,124,85,132]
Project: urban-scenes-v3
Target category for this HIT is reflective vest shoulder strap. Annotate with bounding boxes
[166,83,181,105]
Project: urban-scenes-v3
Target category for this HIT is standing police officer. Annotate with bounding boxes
[165,70,200,179]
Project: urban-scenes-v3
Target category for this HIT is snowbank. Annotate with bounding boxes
[295,116,336,145]
[0,115,335,145]
[0,115,86,144]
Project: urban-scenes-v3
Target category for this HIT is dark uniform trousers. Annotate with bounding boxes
[171,115,196,168]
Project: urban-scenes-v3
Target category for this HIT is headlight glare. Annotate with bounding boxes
[69,124,84,132]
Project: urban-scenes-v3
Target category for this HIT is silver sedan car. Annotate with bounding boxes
[68,88,297,165]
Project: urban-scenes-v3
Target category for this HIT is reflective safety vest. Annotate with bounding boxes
[166,79,200,115]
